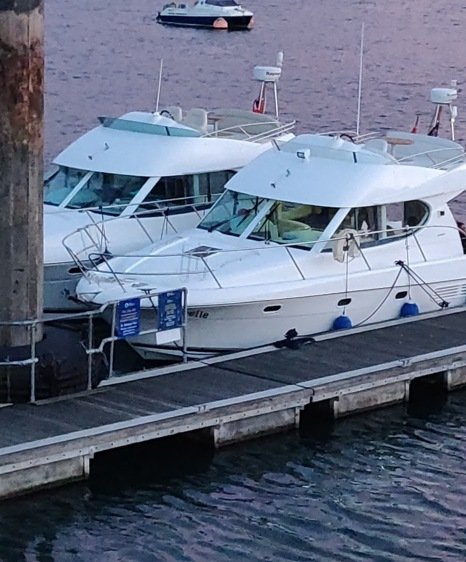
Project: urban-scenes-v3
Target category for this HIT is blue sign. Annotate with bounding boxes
[158,290,184,331]
[116,298,141,338]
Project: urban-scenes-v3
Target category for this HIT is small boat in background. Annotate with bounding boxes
[156,0,254,30]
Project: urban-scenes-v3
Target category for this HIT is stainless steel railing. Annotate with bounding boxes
[0,287,188,404]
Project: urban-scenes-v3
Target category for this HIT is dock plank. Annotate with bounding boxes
[1,308,466,465]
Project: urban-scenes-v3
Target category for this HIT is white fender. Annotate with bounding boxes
[333,229,360,262]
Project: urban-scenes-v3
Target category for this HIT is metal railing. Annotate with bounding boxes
[202,118,296,142]
[0,288,188,404]
[72,223,463,293]
[317,130,465,170]
[62,194,217,269]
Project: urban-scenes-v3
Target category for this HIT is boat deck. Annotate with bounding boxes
[1,307,466,498]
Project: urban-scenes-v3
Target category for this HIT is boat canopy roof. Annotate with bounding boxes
[53,111,262,177]
[226,133,466,207]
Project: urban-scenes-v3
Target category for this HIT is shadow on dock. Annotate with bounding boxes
[0,319,168,403]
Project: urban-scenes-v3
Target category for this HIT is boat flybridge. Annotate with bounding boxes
[75,85,466,359]
[44,54,294,311]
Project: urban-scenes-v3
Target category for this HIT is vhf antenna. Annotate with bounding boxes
[155,58,164,114]
[356,23,365,138]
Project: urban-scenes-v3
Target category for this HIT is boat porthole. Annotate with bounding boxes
[68,267,82,275]
[338,298,351,306]
[395,291,408,299]
[264,305,281,313]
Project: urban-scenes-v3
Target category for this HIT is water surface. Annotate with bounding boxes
[2,1,465,560]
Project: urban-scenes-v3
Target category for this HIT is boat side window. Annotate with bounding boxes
[198,190,269,236]
[326,201,429,251]
[196,170,235,205]
[250,203,339,248]
[138,170,235,216]
[66,172,147,215]
[383,200,429,238]
[44,166,89,206]
[403,200,429,228]
[329,206,379,249]
[384,202,403,237]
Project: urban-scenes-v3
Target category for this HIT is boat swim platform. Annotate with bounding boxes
[1,307,466,499]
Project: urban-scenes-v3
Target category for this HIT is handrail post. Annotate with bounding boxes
[6,371,11,404]
[109,303,117,378]
[87,314,94,391]
[200,256,222,288]
[182,287,188,363]
[30,323,37,404]
[284,246,306,280]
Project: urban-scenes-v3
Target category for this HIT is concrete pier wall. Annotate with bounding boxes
[333,381,408,418]
[212,408,299,447]
[0,453,90,500]
[447,365,466,388]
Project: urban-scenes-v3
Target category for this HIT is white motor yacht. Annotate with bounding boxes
[76,86,466,359]
[45,55,294,311]
[156,0,254,30]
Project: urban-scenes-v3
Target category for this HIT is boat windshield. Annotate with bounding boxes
[44,166,148,214]
[198,190,269,237]
[205,0,239,6]
[66,172,148,215]
[44,166,89,206]
[250,203,339,247]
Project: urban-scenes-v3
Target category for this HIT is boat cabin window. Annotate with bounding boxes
[44,166,89,206]
[333,206,379,246]
[328,200,429,250]
[66,173,148,215]
[138,170,235,214]
[383,200,429,237]
[204,170,236,199]
[198,190,268,236]
[250,203,339,247]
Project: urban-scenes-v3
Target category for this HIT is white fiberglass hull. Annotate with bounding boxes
[122,261,466,359]
[44,208,205,312]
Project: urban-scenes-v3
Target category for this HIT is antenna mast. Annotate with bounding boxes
[252,51,284,119]
[356,23,365,137]
[155,58,164,114]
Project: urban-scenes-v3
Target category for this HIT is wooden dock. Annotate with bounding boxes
[1,307,466,500]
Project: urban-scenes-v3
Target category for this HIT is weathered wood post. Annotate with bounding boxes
[0,0,44,347]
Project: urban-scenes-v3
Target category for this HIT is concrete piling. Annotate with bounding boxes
[0,0,44,346]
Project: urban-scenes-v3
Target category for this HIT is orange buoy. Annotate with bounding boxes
[213,17,228,29]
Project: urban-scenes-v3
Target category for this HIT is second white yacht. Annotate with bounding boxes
[45,54,294,311]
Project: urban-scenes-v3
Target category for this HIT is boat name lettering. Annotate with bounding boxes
[188,309,209,319]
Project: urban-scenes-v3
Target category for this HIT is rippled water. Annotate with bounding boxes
[1,0,465,559]
[43,0,466,216]
[0,391,464,561]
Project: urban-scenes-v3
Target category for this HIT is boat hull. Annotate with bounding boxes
[44,208,206,312]
[123,264,466,360]
[156,14,253,30]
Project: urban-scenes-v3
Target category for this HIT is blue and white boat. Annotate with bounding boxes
[156,0,254,30]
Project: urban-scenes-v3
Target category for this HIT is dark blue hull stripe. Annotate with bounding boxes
[156,14,252,29]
